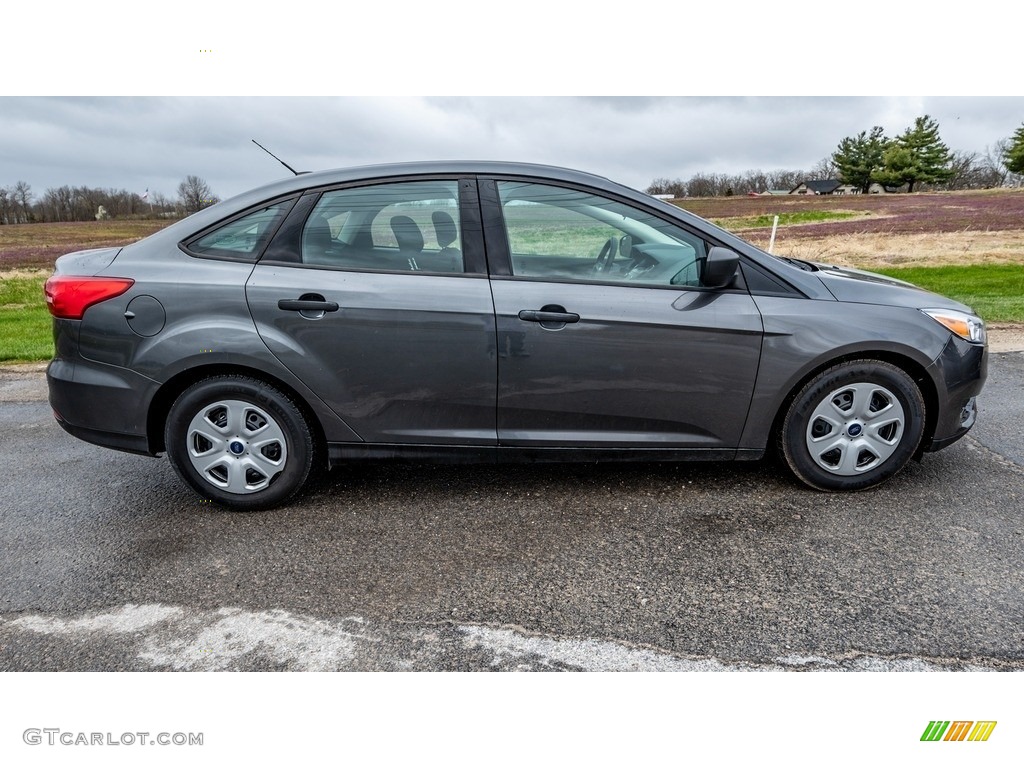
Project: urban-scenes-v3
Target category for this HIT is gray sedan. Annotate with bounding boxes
[44,162,987,509]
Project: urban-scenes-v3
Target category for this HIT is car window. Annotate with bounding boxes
[188,202,291,261]
[497,181,709,287]
[301,181,464,273]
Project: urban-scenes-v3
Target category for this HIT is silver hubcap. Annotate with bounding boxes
[186,400,287,494]
[805,383,905,476]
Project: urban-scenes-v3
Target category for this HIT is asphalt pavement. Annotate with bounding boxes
[1,354,1022,671]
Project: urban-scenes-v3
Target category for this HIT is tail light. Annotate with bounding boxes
[44,276,135,320]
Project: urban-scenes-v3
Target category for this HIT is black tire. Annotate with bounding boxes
[779,360,926,491]
[164,376,317,511]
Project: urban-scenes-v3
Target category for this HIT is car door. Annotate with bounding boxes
[479,178,763,451]
[245,178,498,445]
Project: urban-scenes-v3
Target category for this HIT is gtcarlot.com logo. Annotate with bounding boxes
[920,721,997,742]
[23,729,203,747]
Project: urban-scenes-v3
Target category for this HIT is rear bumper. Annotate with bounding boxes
[923,335,987,453]
[53,416,153,456]
[47,353,160,456]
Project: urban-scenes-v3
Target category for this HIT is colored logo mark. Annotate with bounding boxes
[921,721,997,742]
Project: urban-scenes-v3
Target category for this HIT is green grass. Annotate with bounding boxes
[872,264,1024,323]
[0,275,52,362]
[712,210,862,229]
[503,205,621,256]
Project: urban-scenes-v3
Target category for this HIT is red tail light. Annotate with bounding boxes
[44,276,135,320]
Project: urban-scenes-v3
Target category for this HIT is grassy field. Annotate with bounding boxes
[0,220,171,270]
[871,264,1024,323]
[0,220,173,362]
[1,191,1022,362]
[711,210,864,230]
[0,272,50,362]
[678,188,1024,236]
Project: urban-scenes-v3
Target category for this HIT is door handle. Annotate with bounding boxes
[278,299,340,312]
[518,310,580,323]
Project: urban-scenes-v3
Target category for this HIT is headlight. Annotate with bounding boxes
[921,308,986,344]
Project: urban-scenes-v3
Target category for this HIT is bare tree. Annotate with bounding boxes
[982,140,1012,187]
[645,177,686,197]
[41,186,75,222]
[33,185,157,222]
[742,170,770,194]
[684,173,718,197]
[808,156,838,180]
[150,191,173,216]
[767,169,805,190]
[177,175,219,215]
[75,186,102,220]
[0,187,11,225]
[12,180,32,223]
[648,168,817,197]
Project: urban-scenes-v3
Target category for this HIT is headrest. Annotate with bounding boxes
[432,210,457,248]
[390,215,423,252]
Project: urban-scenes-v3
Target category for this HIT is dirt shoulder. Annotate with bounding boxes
[988,324,1024,353]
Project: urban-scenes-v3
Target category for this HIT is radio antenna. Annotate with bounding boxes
[251,139,302,176]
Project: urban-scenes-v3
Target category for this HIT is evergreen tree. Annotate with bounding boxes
[832,126,888,193]
[1005,123,1024,176]
[872,115,953,192]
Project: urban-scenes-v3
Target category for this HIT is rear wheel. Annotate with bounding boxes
[165,376,317,510]
[779,360,926,491]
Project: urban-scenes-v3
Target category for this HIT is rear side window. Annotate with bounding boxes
[300,181,465,274]
[185,201,292,261]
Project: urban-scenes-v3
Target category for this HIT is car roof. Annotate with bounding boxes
[238,161,622,201]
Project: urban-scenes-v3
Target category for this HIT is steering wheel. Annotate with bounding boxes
[594,237,617,274]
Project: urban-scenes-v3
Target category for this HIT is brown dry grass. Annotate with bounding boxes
[0,220,172,270]
[0,268,49,281]
[748,230,1024,269]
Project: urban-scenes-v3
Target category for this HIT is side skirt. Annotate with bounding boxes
[327,444,763,466]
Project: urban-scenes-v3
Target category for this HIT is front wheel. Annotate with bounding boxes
[165,376,318,510]
[779,360,926,491]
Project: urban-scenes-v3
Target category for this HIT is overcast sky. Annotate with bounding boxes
[2,96,1022,202]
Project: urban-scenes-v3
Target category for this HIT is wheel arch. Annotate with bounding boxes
[768,351,939,458]
[146,363,329,461]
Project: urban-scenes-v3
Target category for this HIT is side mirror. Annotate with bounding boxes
[703,246,740,289]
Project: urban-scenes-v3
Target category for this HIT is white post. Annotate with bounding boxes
[768,215,779,253]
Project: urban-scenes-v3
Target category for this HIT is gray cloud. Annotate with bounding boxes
[1,96,1021,200]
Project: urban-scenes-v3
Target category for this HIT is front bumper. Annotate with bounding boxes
[923,334,987,453]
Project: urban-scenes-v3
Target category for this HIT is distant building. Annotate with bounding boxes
[790,179,842,195]
[834,184,859,195]
[868,182,892,194]
[760,189,791,196]
[650,193,676,200]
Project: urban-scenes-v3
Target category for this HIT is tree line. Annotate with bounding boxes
[5,121,1023,220]
[647,117,1024,197]
[0,175,220,225]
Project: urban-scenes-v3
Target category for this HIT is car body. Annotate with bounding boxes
[45,161,987,509]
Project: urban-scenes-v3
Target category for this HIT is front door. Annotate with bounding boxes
[482,179,763,450]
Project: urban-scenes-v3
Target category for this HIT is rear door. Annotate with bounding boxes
[245,178,498,445]
[480,178,763,450]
